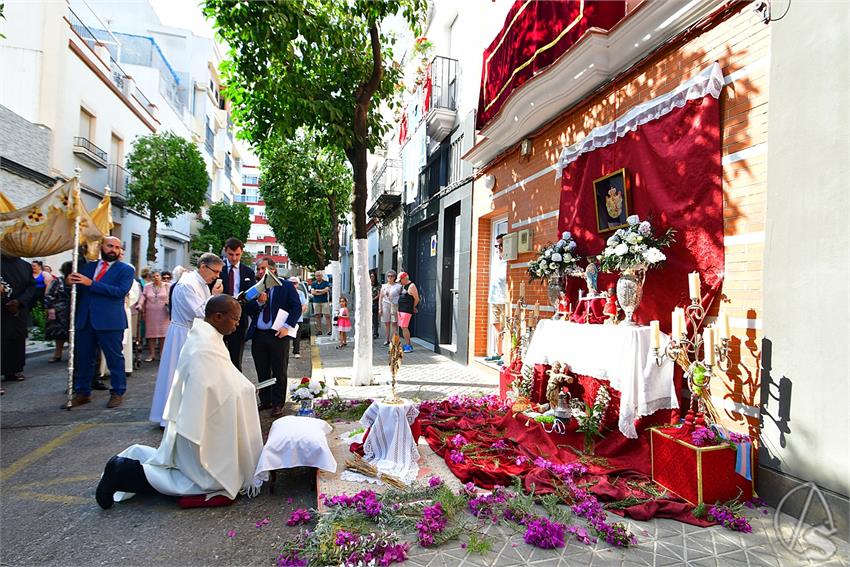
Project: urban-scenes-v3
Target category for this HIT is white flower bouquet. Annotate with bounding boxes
[599,215,674,273]
[289,377,326,402]
[570,385,612,453]
[527,231,581,282]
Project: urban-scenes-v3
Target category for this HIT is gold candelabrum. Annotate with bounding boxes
[652,299,732,424]
[385,335,404,404]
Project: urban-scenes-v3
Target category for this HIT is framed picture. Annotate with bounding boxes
[592,168,630,233]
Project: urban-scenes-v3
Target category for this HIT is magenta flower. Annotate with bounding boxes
[226,529,237,538]
[286,508,312,526]
[428,475,443,488]
[255,517,271,528]
[450,433,467,448]
[449,449,466,464]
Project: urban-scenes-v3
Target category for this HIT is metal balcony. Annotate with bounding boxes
[72,137,107,168]
[367,159,402,221]
[205,124,214,153]
[425,56,459,143]
[107,164,130,202]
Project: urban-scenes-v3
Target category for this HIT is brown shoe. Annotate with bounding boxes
[106,394,123,408]
[71,394,92,407]
[270,406,285,418]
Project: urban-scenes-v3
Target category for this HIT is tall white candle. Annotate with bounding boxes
[703,325,715,365]
[519,282,526,299]
[650,320,661,349]
[671,308,682,341]
[679,309,688,339]
[719,310,730,339]
[688,272,701,301]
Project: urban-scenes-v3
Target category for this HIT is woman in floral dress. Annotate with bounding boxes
[136,270,170,361]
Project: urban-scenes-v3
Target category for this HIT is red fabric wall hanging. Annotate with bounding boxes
[558,96,724,332]
[477,0,626,130]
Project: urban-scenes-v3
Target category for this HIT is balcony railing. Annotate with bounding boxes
[368,159,403,220]
[107,164,131,200]
[72,136,108,167]
[205,124,214,153]
[427,56,458,112]
[225,155,232,179]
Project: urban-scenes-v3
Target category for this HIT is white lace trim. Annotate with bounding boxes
[556,62,724,178]
[618,396,681,439]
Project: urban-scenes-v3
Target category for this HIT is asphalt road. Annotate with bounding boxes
[0,339,315,567]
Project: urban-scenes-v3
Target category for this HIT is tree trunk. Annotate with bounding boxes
[347,21,383,386]
[328,194,340,262]
[146,209,158,263]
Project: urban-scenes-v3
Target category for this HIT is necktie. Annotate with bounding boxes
[230,265,236,294]
[95,262,109,281]
[263,289,272,323]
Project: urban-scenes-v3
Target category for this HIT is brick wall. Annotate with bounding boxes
[470,6,770,433]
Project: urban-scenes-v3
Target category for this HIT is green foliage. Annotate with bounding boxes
[314,395,372,422]
[125,132,208,261]
[190,201,251,255]
[29,302,46,341]
[466,533,492,555]
[204,0,426,159]
[260,133,352,269]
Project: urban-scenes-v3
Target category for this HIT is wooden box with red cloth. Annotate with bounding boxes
[650,426,753,506]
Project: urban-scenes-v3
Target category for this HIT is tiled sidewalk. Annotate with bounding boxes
[313,332,849,567]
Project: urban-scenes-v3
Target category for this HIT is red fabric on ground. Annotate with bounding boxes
[176,494,235,508]
[558,97,724,333]
[419,397,710,526]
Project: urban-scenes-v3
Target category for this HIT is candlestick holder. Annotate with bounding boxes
[652,299,732,425]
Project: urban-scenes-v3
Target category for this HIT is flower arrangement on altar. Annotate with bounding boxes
[527,231,580,282]
[570,386,611,453]
[599,215,675,273]
[511,363,535,399]
[289,377,325,402]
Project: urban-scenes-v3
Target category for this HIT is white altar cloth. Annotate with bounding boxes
[524,320,676,439]
[341,399,420,485]
[253,416,337,489]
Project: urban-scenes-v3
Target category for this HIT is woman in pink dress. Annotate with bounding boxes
[136,270,171,362]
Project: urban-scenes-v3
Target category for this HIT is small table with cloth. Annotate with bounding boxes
[523,319,677,439]
[252,416,337,491]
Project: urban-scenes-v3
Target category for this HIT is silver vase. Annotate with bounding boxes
[616,265,646,325]
[546,273,566,310]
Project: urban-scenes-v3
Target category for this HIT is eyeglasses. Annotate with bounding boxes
[494,244,503,249]
[203,265,222,276]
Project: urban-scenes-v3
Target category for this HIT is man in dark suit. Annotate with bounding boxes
[1,254,36,384]
[221,237,256,371]
[68,236,135,408]
[245,257,301,418]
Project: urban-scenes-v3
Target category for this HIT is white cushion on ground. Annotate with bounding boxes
[253,416,337,488]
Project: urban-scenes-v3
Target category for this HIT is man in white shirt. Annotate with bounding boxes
[149,253,224,425]
[220,237,256,371]
[95,295,263,509]
[486,233,508,363]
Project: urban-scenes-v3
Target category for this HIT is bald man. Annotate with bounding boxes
[96,295,263,509]
[68,236,136,408]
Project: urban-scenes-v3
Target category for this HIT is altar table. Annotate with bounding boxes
[524,319,676,438]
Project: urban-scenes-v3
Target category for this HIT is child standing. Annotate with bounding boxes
[336,296,351,348]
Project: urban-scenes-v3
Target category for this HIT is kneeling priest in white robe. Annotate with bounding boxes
[95,295,263,509]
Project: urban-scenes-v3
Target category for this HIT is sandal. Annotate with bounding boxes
[144,357,154,363]
[48,357,62,363]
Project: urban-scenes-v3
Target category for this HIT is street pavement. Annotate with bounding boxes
[315,328,850,567]
[0,340,315,566]
[2,328,847,566]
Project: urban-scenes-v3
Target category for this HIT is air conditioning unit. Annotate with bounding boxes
[502,232,518,261]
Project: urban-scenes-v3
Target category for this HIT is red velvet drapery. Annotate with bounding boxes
[476,0,625,130]
[558,97,724,332]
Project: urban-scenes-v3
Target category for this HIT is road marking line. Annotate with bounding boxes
[13,491,89,505]
[11,474,100,490]
[311,333,325,383]
[0,423,96,482]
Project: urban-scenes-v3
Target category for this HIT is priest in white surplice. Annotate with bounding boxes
[149,253,224,426]
[95,295,263,508]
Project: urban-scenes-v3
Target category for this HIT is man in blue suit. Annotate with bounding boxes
[245,257,301,418]
[68,236,135,408]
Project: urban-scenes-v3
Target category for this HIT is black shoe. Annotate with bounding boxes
[92,380,108,391]
[96,456,151,510]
